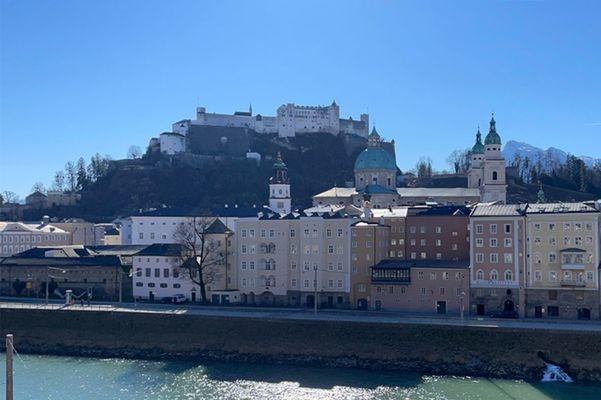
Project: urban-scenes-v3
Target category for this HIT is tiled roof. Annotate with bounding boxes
[470,204,526,217]
[135,244,186,257]
[313,187,357,198]
[525,202,598,214]
[397,187,480,198]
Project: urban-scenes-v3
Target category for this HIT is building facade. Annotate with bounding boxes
[469,204,527,317]
[0,221,71,257]
[524,202,600,320]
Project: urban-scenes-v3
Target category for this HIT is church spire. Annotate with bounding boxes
[484,113,502,145]
[471,126,485,154]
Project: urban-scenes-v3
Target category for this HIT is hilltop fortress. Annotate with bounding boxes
[157,101,369,156]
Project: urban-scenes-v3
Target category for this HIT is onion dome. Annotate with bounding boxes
[471,127,485,154]
[484,114,502,145]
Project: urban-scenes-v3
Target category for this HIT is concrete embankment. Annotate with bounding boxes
[1,308,600,382]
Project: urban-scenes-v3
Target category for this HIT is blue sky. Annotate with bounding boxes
[1,0,600,199]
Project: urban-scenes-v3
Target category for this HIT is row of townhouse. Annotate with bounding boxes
[470,202,601,320]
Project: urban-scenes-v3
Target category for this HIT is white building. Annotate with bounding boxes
[172,101,369,139]
[132,244,196,302]
[159,132,186,155]
[0,221,71,257]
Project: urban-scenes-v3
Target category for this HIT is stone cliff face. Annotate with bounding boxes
[2,308,600,382]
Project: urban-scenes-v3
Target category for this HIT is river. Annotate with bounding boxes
[1,354,600,399]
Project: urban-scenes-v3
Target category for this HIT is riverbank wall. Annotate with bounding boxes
[1,308,600,382]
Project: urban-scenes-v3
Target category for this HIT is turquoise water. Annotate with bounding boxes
[1,354,600,399]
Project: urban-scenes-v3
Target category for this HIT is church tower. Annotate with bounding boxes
[467,127,484,190]
[480,114,507,203]
[269,152,291,214]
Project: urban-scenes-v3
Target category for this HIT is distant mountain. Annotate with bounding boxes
[502,140,601,171]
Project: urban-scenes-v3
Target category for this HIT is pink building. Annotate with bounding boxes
[469,204,527,317]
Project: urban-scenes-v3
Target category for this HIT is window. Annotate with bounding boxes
[548,223,555,231]
[548,253,556,263]
[135,282,143,287]
[452,244,458,251]
[145,268,151,277]
[563,237,571,246]
[436,253,442,260]
[241,230,247,238]
[420,239,426,246]
[420,287,426,295]
[549,271,557,281]
[430,272,437,280]
[435,239,442,247]
[420,252,427,259]
[490,238,498,247]
[547,306,559,317]
[504,270,513,281]
[490,270,498,280]
[476,253,484,263]
[291,262,297,271]
[490,253,498,263]
[269,229,275,238]
[534,223,541,232]
[260,229,266,238]
[440,287,445,295]
[303,229,309,237]
[534,252,542,264]
[291,278,297,287]
[241,245,247,254]
[242,262,247,270]
[290,244,297,254]
[139,233,144,240]
[574,223,582,231]
[504,224,511,234]
[504,238,512,247]
[490,224,497,234]
[328,280,334,288]
[312,229,318,238]
[586,271,594,281]
[173,269,179,278]
[504,253,513,263]
[534,237,541,246]
[150,232,155,240]
[328,262,334,271]
[148,282,155,288]
[410,239,416,246]
[476,269,484,280]
[290,229,295,237]
[328,245,334,254]
[476,224,483,234]
[534,270,542,281]
[435,226,442,234]
[492,171,498,180]
[563,223,570,231]
[574,237,583,246]
[418,271,424,280]
[475,238,483,247]
[452,231,458,237]
[160,283,168,288]
[304,279,310,288]
[442,272,449,280]
[410,226,416,234]
[420,226,426,234]
[397,250,403,257]
[164,269,169,278]
[585,223,593,231]
[549,237,556,246]
[249,262,254,270]
[326,229,332,237]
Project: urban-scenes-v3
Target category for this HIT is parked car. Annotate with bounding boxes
[171,294,188,304]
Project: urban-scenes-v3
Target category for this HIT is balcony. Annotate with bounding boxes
[560,280,586,288]
[561,263,585,270]
[371,268,411,284]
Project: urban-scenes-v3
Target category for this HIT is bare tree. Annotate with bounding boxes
[174,218,225,303]
[446,149,471,174]
[31,181,46,194]
[127,145,143,160]
[2,191,20,204]
[52,171,65,191]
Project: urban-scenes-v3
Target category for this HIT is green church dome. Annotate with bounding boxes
[471,128,485,154]
[354,147,397,170]
[484,115,502,145]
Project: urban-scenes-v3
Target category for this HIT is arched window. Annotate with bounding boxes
[476,269,484,280]
[491,270,499,280]
[266,275,276,287]
[504,270,513,281]
[260,243,268,254]
[268,243,276,253]
[492,171,498,181]
[268,259,276,270]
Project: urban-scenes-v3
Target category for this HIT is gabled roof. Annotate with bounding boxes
[470,204,526,217]
[205,218,231,234]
